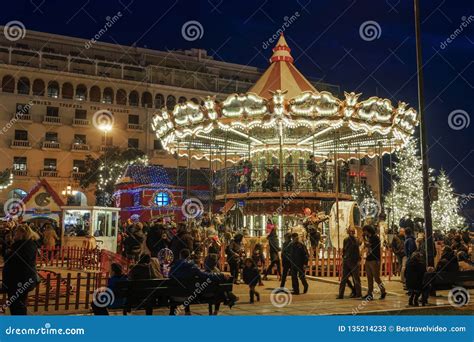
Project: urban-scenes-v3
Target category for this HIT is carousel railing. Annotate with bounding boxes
[214,163,355,195]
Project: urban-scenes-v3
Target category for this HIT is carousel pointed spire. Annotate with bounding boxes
[270,33,294,63]
[249,33,316,99]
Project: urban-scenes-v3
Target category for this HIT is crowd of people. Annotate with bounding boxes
[0,211,472,315]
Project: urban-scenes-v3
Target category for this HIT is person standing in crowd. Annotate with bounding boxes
[404,228,417,260]
[226,233,244,284]
[337,227,362,299]
[92,263,128,315]
[146,220,168,257]
[242,258,261,303]
[263,227,281,280]
[124,223,145,262]
[284,171,294,191]
[290,233,309,295]
[251,243,265,285]
[404,251,426,306]
[2,224,40,315]
[169,223,194,261]
[280,233,293,288]
[42,224,59,260]
[362,225,386,300]
[390,227,406,285]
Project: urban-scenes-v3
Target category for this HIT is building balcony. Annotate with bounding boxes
[127,123,143,131]
[13,169,28,176]
[13,113,32,122]
[99,145,113,152]
[10,140,31,149]
[72,118,90,127]
[42,141,61,150]
[71,171,85,181]
[40,170,58,177]
[42,116,61,125]
[71,143,90,152]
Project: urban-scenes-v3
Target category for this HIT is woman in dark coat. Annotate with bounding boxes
[436,246,459,273]
[263,228,281,280]
[404,251,426,306]
[242,258,261,303]
[2,224,40,315]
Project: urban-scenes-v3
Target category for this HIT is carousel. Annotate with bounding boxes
[152,34,418,247]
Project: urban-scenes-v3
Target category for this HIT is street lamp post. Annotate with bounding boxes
[414,0,435,267]
[98,123,112,206]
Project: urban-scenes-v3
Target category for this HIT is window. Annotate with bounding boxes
[154,139,162,150]
[46,106,59,117]
[13,157,27,171]
[153,192,170,207]
[128,114,139,124]
[74,134,86,144]
[73,160,85,173]
[128,138,139,149]
[75,109,87,119]
[14,130,28,141]
[44,158,57,171]
[45,132,58,142]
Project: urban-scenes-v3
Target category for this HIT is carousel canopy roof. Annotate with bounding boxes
[152,34,418,163]
[249,34,316,99]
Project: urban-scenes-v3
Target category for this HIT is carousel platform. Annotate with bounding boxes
[215,191,353,201]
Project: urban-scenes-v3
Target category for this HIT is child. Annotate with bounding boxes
[404,251,426,306]
[252,243,265,286]
[242,258,261,304]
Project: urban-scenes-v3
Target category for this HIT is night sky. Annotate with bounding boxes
[2,0,473,219]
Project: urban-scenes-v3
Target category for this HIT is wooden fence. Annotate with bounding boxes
[0,271,109,313]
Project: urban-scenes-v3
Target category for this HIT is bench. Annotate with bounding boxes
[428,271,474,291]
[115,277,234,315]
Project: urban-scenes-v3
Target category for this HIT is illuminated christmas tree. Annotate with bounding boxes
[431,169,464,231]
[384,138,427,226]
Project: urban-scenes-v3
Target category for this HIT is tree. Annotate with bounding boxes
[384,138,428,226]
[80,147,148,206]
[431,170,464,231]
[0,168,13,190]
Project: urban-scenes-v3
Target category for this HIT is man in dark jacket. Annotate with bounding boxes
[404,228,417,260]
[169,225,194,261]
[290,233,309,295]
[3,225,39,315]
[226,233,244,284]
[391,228,406,284]
[362,225,386,300]
[124,224,145,261]
[337,228,362,299]
[263,228,281,280]
[146,223,168,257]
[280,233,293,288]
